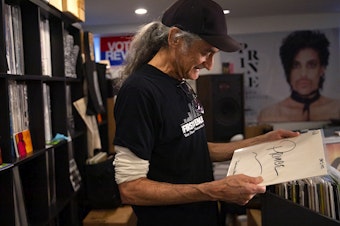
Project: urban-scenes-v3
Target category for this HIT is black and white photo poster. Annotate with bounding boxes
[221,28,340,124]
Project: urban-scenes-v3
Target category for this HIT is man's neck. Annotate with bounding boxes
[290,90,321,120]
[148,48,183,80]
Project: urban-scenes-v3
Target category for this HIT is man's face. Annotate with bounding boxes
[174,39,219,80]
[289,48,325,95]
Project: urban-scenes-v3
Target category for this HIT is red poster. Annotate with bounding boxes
[100,36,133,66]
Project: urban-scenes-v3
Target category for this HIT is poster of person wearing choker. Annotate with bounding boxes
[326,142,340,171]
[257,30,340,123]
[220,28,340,124]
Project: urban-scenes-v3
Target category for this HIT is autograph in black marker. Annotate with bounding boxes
[232,139,296,176]
[267,139,296,176]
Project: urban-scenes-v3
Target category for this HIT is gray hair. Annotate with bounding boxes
[121,21,201,77]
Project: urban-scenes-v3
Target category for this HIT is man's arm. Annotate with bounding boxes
[118,174,265,206]
[114,146,266,206]
[208,129,300,162]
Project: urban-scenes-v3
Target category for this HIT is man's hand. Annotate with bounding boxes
[202,174,266,205]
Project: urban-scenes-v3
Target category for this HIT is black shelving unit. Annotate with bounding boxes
[261,192,340,226]
[0,0,88,225]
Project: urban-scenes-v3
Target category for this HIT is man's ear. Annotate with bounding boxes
[320,66,326,77]
[168,27,182,47]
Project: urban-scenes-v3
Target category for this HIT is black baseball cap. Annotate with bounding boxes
[162,0,241,52]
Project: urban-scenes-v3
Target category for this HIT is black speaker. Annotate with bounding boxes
[196,74,244,142]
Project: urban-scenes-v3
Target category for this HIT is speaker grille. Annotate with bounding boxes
[196,74,244,142]
[215,97,242,126]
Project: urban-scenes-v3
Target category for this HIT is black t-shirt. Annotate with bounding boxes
[114,64,218,226]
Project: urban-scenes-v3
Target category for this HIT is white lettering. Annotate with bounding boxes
[181,116,204,137]
[107,41,131,52]
[105,50,127,61]
[105,51,115,60]
[108,42,115,52]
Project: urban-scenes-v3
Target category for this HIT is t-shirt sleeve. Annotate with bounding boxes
[114,84,156,160]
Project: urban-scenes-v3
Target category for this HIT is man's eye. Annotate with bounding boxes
[307,61,318,68]
[292,62,300,69]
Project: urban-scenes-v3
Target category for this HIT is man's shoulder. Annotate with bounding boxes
[317,96,340,107]
[257,98,293,123]
[261,98,290,113]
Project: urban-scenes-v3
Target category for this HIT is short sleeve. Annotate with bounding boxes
[114,83,157,160]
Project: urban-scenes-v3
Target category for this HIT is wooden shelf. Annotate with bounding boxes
[0,0,88,225]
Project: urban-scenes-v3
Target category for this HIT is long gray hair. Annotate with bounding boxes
[121,21,201,78]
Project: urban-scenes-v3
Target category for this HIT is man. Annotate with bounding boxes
[113,0,299,225]
[258,30,340,123]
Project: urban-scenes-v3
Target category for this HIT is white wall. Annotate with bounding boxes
[228,13,340,34]
[84,13,340,36]
[85,13,340,75]
[84,13,340,130]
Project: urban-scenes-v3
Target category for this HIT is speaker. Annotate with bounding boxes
[196,74,244,142]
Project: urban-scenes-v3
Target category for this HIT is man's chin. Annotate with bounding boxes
[188,70,200,80]
[294,89,317,97]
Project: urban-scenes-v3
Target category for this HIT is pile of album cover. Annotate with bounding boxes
[267,165,340,221]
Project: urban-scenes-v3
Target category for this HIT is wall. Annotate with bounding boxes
[84,13,340,130]
[85,13,340,75]
[84,13,340,35]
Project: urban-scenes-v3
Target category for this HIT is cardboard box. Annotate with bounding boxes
[78,0,85,22]
[49,0,63,11]
[62,0,85,22]
[83,205,137,226]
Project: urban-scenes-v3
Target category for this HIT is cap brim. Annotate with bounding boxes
[200,35,242,52]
